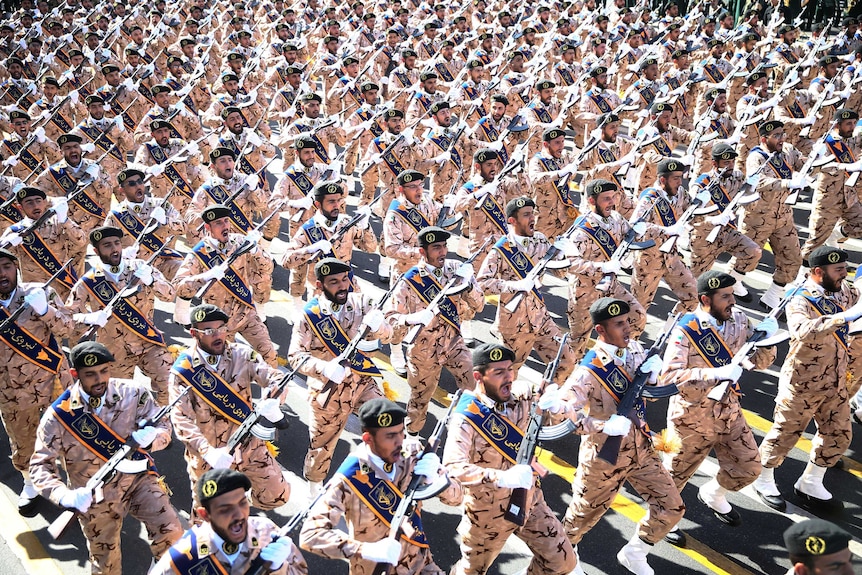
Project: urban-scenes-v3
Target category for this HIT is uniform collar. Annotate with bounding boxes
[0,287,17,308]
[695,305,726,330]
[594,340,627,364]
[99,259,126,282]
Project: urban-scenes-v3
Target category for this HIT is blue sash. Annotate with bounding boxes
[374,138,408,176]
[304,298,381,377]
[301,220,355,290]
[435,61,455,83]
[710,118,730,138]
[677,313,741,395]
[218,137,259,178]
[403,267,460,330]
[581,349,649,435]
[145,143,197,198]
[575,216,618,259]
[78,123,124,162]
[751,146,792,179]
[556,65,575,86]
[389,200,431,233]
[694,174,733,212]
[462,84,487,117]
[476,119,509,163]
[47,165,104,218]
[103,92,136,130]
[201,183,253,232]
[393,71,411,89]
[335,456,428,547]
[588,90,612,114]
[801,291,848,350]
[529,103,553,124]
[356,108,384,138]
[537,156,575,209]
[825,135,856,164]
[171,351,252,425]
[9,223,78,289]
[191,241,254,308]
[2,139,42,173]
[455,391,522,464]
[110,208,183,259]
[702,62,725,83]
[778,49,798,64]
[494,237,542,302]
[785,101,806,119]
[598,146,622,187]
[465,181,507,234]
[0,201,21,223]
[339,77,363,107]
[0,305,64,372]
[648,133,674,156]
[168,531,229,575]
[428,134,462,170]
[80,272,165,346]
[638,188,678,227]
[284,167,315,196]
[292,123,329,163]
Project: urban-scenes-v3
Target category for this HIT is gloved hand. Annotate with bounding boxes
[80,142,96,154]
[68,89,79,106]
[495,464,534,489]
[245,128,264,147]
[306,239,333,255]
[133,263,154,286]
[554,237,579,258]
[322,359,348,384]
[85,163,100,179]
[455,262,474,280]
[50,196,69,223]
[201,263,228,282]
[59,487,93,513]
[435,150,451,164]
[404,308,435,326]
[131,425,159,448]
[362,308,385,332]
[413,452,441,480]
[786,173,808,190]
[3,231,22,247]
[245,229,263,247]
[725,132,741,146]
[150,205,167,225]
[602,414,632,436]
[838,160,862,173]
[184,140,200,156]
[638,355,663,383]
[473,181,498,199]
[756,315,778,338]
[707,212,733,227]
[147,163,165,177]
[121,77,135,91]
[706,363,743,383]
[487,139,505,151]
[288,194,314,210]
[76,308,112,327]
[113,114,125,131]
[33,126,46,144]
[537,383,566,414]
[507,276,537,293]
[244,173,260,191]
[255,397,285,423]
[258,537,296,570]
[2,155,18,167]
[836,299,862,323]
[360,539,401,565]
[203,447,234,470]
[122,245,139,260]
[664,222,685,237]
[355,205,372,230]
[24,288,49,316]
[631,221,648,235]
[799,116,817,126]
[328,159,344,175]
[601,260,622,275]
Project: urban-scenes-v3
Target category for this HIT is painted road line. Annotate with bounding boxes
[0,489,65,575]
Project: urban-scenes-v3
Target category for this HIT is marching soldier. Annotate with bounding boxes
[30,341,183,574]
[300,398,461,574]
[0,247,75,515]
[71,94,135,183]
[558,298,684,575]
[661,271,777,544]
[418,101,470,203]
[203,72,271,138]
[134,84,207,148]
[579,66,622,132]
[0,109,61,180]
[636,102,692,191]
[151,469,307,575]
[287,258,393,491]
[441,342,577,575]
[279,92,342,168]
[174,205,276,365]
[66,226,175,405]
[342,81,387,200]
[385,226,484,435]
[527,128,580,240]
[476,196,576,382]
[578,112,636,219]
[361,108,422,218]
[753,247,862,513]
[95,63,148,132]
[169,303,292,511]
[27,76,78,145]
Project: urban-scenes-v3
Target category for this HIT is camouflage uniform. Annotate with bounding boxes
[452,173,521,270]
[382,194,443,277]
[35,158,115,231]
[527,149,579,240]
[132,137,208,217]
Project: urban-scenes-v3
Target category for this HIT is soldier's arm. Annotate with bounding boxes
[173,254,208,299]
[352,225,378,255]
[241,345,286,398]
[29,416,71,504]
[361,294,394,344]
[743,316,778,370]
[38,287,78,339]
[382,281,413,341]
[298,480,363,560]
[382,217,421,262]
[168,374,214,455]
[527,155,562,185]
[785,293,850,341]
[560,369,611,434]
[658,327,716,391]
[565,232,606,277]
[476,247,507,295]
[280,230,315,269]
[442,415,506,485]
[133,384,172,451]
[146,260,176,301]
[287,318,332,391]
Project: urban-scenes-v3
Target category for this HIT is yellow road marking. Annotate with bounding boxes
[0,490,65,574]
[535,449,758,575]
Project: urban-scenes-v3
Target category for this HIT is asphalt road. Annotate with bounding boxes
[0,174,860,575]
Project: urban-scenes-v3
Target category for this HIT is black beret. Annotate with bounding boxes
[834,108,859,122]
[758,120,783,136]
[777,24,794,35]
[68,49,84,58]
[491,94,509,105]
[117,168,145,185]
[596,14,609,23]
[697,270,735,294]
[89,225,123,245]
[543,128,565,142]
[314,257,351,279]
[385,109,405,119]
[323,35,338,44]
[43,77,60,88]
[358,398,407,429]
[783,519,851,558]
[666,21,682,31]
[808,246,848,268]
[149,119,172,131]
[440,40,455,48]
[227,52,246,61]
[472,342,516,366]
[210,147,237,161]
[398,169,425,185]
[362,12,376,21]
[746,71,767,85]
[639,58,658,70]
[657,158,686,175]
[650,102,672,114]
[202,204,233,223]
[294,135,317,150]
[420,71,438,82]
[742,32,759,42]
[85,94,105,106]
[360,81,379,93]
[190,303,229,325]
[585,178,617,198]
[343,55,359,66]
[150,84,171,95]
[536,79,556,91]
[590,66,608,77]
[179,37,196,46]
[429,101,450,114]
[221,73,240,83]
[424,21,441,30]
[819,55,839,66]
[418,226,450,247]
[467,59,484,69]
[0,247,16,262]
[598,112,620,127]
[6,57,23,67]
[167,56,182,67]
[313,180,345,199]
[706,87,726,101]
[8,109,29,121]
[196,469,251,505]
[402,49,417,58]
[300,92,323,104]
[283,44,299,53]
[57,133,83,146]
[707,38,724,48]
[711,142,738,160]
[284,65,303,75]
[101,64,120,74]
[473,148,499,164]
[69,341,115,370]
[221,105,243,119]
[16,186,46,201]
[505,196,535,217]
[478,32,493,40]
[561,44,576,53]
[591,38,605,46]
[671,49,689,59]
[508,50,526,61]
[590,297,630,324]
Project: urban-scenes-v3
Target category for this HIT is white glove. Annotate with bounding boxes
[473,181,498,199]
[68,89,79,106]
[258,537,295,570]
[435,150,451,164]
[664,222,685,237]
[554,237,579,258]
[603,414,632,436]
[836,299,862,323]
[707,212,733,227]
[707,363,743,383]
[787,173,808,190]
[146,163,165,177]
[150,205,167,225]
[76,308,111,327]
[839,160,862,173]
[59,487,93,513]
[245,128,264,147]
[322,359,348,384]
[113,114,125,131]
[537,383,566,414]
[288,194,315,210]
[756,316,778,338]
[631,221,648,235]
[725,132,741,146]
[24,288,49,316]
[328,159,344,175]
[85,163,100,178]
[306,239,333,254]
[360,539,401,565]
[184,140,200,156]
[43,53,55,66]
[495,464,534,489]
[203,447,234,470]
[33,126,46,143]
[80,142,96,154]
[3,232,22,247]
[355,205,372,230]
[455,262,474,280]
[601,260,622,275]
[121,77,135,91]
[2,155,19,167]
[121,245,139,260]
[244,173,260,191]
[487,139,505,151]
[255,397,284,423]
[638,355,663,384]
[362,308,385,332]
[413,452,441,480]
[133,263,154,286]
[201,263,228,282]
[245,229,262,246]
[131,425,159,448]
[405,308,435,326]
[800,116,816,126]
[507,276,537,293]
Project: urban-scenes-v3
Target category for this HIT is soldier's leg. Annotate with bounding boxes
[236,312,278,367]
[729,207,772,272]
[759,383,820,470]
[809,384,852,468]
[688,227,720,277]
[445,341,477,392]
[303,385,356,482]
[79,496,126,574]
[156,257,183,281]
[626,447,686,543]
[360,167,379,204]
[723,228,762,273]
[531,316,577,383]
[405,347,444,435]
[290,263,309,301]
[663,255,698,311]
[240,441,291,509]
[563,446,630,545]
[127,476,183,559]
[713,407,761,491]
[138,344,174,405]
[500,328,539,378]
[801,186,843,260]
[567,287,597,360]
[666,403,718,491]
[631,253,664,311]
[0,401,43,472]
[769,214,803,285]
[454,510,520,575]
[848,336,862,397]
[520,494,576,575]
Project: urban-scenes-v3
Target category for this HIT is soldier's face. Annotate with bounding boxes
[509,206,535,237]
[474,360,514,403]
[198,488,249,545]
[226,113,245,134]
[423,78,438,93]
[477,158,498,181]
[838,119,855,139]
[399,181,423,205]
[297,148,316,168]
[714,158,734,171]
[643,64,658,81]
[71,55,84,67]
[154,92,170,108]
[127,54,140,67]
[213,156,235,179]
[421,242,447,268]
[19,195,46,219]
[469,65,485,81]
[815,262,847,293]
[590,190,616,218]
[88,103,104,120]
[96,237,122,266]
[44,83,58,99]
[316,193,343,221]
[345,62,359,77]
[61,142,82,165]
[712,94,727,114]
[224,80,239,96]
[545,136,565,158]
[491,102,506,121]
[206,217,232,243]
[795,547,854,575]
[602,122,619,142]
[11,118,30,137]
[121,176,146,203]
[0,257,17,296]
[538,87,554,105]
[661,173,683,194]
[7,63,22,79]
[364,424,404,464]
[318,272,350,305]
[153,127,171,146]
[823,62,839,79]
[303,101,320,118]
[703,287,735,322]
[105,71,121,86]
[655,111,671,131]
[434,109,452,127]
[363,89,379,105]
[762,130,785,153]
[74,363,112,398]
[192,320,227,355]
[596,315,630,348]
[593,74,608,90]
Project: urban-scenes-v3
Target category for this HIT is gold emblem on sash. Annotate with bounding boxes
[319,317,337,340]
[73,413,100,439]
[609,370,628,393]
[702,333,720,356]
[513,253,528,270]
[482,413,507,440]
[370,481,397,510]
[194,370,218,392]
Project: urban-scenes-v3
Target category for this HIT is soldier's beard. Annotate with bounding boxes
[323,287,349,305]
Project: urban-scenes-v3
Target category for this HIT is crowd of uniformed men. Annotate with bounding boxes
[0,0,859,572]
